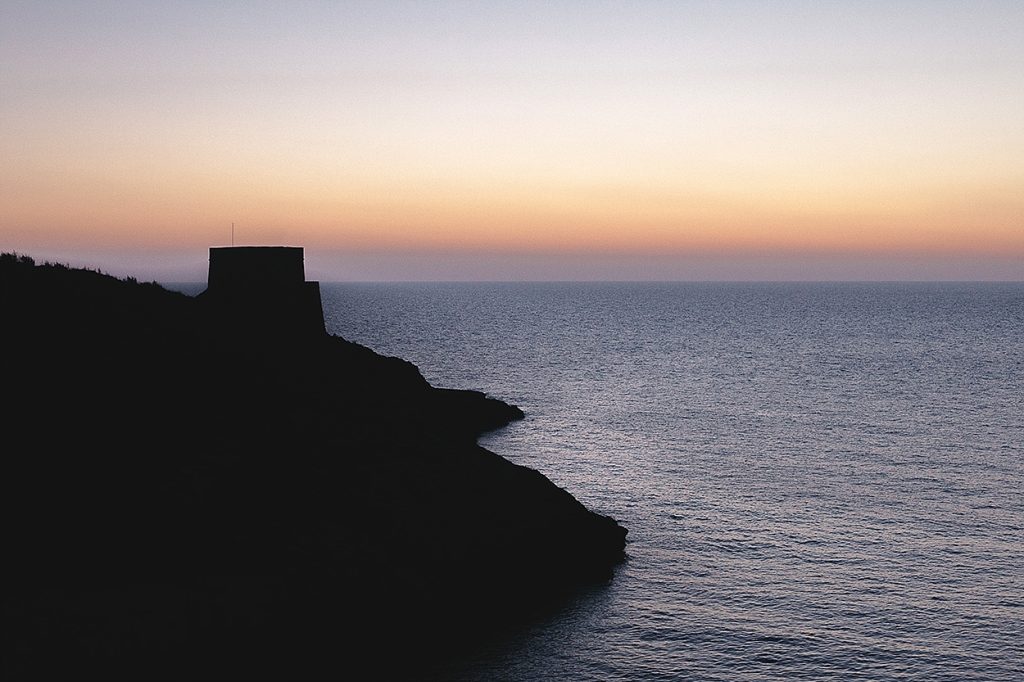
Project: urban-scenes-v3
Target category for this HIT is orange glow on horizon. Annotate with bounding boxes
[5,170,1022,260]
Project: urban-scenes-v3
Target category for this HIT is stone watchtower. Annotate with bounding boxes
[201,246,326,338]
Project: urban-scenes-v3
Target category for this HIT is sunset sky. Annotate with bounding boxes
[2,1,1022,281]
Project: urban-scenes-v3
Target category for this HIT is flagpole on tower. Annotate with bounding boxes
[232,222,235,247]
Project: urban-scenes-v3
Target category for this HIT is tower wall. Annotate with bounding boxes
[208,246,305,292]
[202,246,325,338]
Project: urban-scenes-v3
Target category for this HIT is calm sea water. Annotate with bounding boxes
[318,282,1023,681]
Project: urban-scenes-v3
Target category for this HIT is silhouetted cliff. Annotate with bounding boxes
[0,253,626,680]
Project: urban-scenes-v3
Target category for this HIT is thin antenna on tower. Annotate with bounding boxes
[231,222,235,247]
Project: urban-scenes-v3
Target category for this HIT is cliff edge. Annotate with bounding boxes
[0,253,626,679]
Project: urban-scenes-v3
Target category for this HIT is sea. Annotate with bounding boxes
[180,281,1024,680]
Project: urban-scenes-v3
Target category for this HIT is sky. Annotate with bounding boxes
[2,0,1022,281]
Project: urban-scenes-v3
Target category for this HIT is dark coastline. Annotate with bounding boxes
[0,253,626,679]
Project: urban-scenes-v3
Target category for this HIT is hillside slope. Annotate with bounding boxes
[0,253,626,679]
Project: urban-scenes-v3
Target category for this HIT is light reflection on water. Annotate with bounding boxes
[323,282,1022,681]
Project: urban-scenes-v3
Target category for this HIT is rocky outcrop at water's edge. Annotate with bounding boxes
[0,252,626,679]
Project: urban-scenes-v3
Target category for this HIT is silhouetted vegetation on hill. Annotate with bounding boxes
[0,253,626,680]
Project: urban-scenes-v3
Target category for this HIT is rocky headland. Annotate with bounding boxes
[0,251,626,679]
